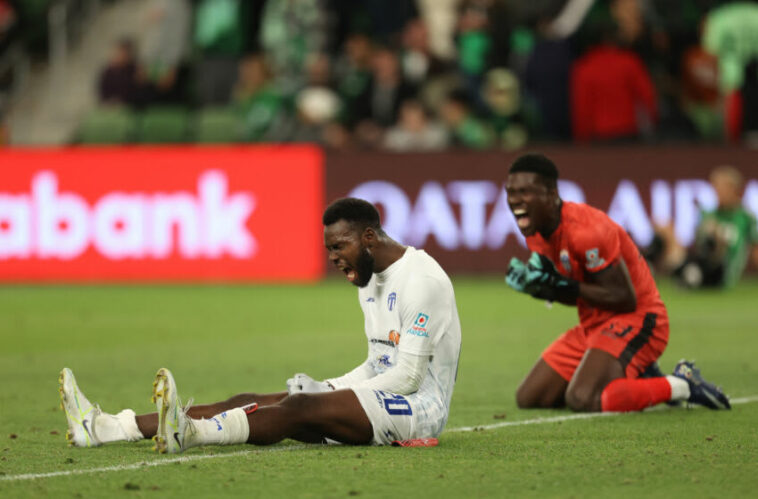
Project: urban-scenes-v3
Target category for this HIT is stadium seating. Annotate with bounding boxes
[76,106,137,144]
[137,107,190,143]
[193,107,243,143]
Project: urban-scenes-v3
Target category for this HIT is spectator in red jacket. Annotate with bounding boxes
[571,30,658,142]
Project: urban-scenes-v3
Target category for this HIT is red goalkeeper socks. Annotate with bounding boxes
[601,377,672,412]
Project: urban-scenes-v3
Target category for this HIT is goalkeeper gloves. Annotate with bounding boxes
[506,252,579,303]
[505,257,528,292]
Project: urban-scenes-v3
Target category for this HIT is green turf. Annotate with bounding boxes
[1,277,757,498]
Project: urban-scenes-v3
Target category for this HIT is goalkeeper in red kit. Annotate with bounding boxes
[504,153,730,412]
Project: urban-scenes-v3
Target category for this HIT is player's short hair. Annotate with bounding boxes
[509,153,559,189]
[322,198,382,231]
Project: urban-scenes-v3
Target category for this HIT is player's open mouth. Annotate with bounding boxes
[341,266,357,283]
[512,207,530,229]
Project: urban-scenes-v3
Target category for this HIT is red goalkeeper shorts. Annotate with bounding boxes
[542,312,669,381]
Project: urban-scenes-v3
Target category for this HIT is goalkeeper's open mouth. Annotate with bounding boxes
[512,207,531,231]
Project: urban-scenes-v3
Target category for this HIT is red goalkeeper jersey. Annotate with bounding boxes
[526,202,666,328]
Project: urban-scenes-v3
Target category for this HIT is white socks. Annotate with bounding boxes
[186,408,250,448]
[94,409,144,443]
[665,375,691,401]
[93,407,250,447]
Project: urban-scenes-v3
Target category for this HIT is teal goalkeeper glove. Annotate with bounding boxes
[522,252,579,303]
[505,257,528,292]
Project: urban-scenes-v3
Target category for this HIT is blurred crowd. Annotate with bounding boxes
[5,0,758,148]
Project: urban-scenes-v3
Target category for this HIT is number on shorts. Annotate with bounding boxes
[381,392,413,416]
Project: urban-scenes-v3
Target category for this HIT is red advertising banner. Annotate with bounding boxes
[0,146,324,281]
[327,147,758,273]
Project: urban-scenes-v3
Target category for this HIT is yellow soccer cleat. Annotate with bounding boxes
[152,368,194,454]
[59,368,102,447]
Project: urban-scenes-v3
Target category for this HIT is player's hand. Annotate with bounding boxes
[505,257,528,293]
[523,252,579,302]
[286,373,334,395]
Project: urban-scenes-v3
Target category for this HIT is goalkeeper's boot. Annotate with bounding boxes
[152,367,195,453]
[672,360,731,410]
[59,368,102,447]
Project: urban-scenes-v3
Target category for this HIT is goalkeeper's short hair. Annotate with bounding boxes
[510,153,559,189]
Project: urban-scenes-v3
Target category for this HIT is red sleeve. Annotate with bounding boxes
[571,62,593,141]
[569,215,620,274]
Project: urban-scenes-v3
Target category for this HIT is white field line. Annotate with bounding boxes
[3,395,757,483]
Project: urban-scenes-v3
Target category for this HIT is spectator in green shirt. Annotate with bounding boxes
[677,165,758,288]
[231,54,287,141]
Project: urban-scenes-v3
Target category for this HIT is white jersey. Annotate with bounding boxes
[356,246,462,435]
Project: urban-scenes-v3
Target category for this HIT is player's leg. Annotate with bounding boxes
[59,367,288,447]
[568,313,671,412]
[135,391,288,439]
[516,325,586,409]
[246,390,373,445]
[564,349,624,412]
[573,313,729,412]
[154,368,372,453]
[565,347,693,413]
[515,359,568,408]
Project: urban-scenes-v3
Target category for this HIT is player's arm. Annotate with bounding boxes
[578,258,637,313]
[351,351,429,395]
[287,358,375,394]
[324,359,375,390]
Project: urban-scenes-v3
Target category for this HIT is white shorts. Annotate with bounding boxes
[351,387,448,446]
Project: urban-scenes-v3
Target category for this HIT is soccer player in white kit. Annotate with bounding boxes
[59,198,462,451]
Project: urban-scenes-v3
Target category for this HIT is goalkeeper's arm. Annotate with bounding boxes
[575,258,637,313]
[507,252,637,312]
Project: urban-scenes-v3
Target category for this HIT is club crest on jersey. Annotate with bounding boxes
[408,313,430,337]
[387,292,397,311]
[585,248,606,270]
[560,249,572,273]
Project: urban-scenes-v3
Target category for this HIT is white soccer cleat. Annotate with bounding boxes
[152,367,194,454]
[59,368,102,447]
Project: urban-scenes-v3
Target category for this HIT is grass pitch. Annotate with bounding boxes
[1,277,757,498]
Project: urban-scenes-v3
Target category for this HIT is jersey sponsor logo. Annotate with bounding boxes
[366,297,375,302]
[585,248,606,270]
[371,338,396,347]
[414,313,429,327]
[389,330,400,345]
[407,312,430,337]
[387,292,397,311]
[407,328,429,337]
[560,249,572,273]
